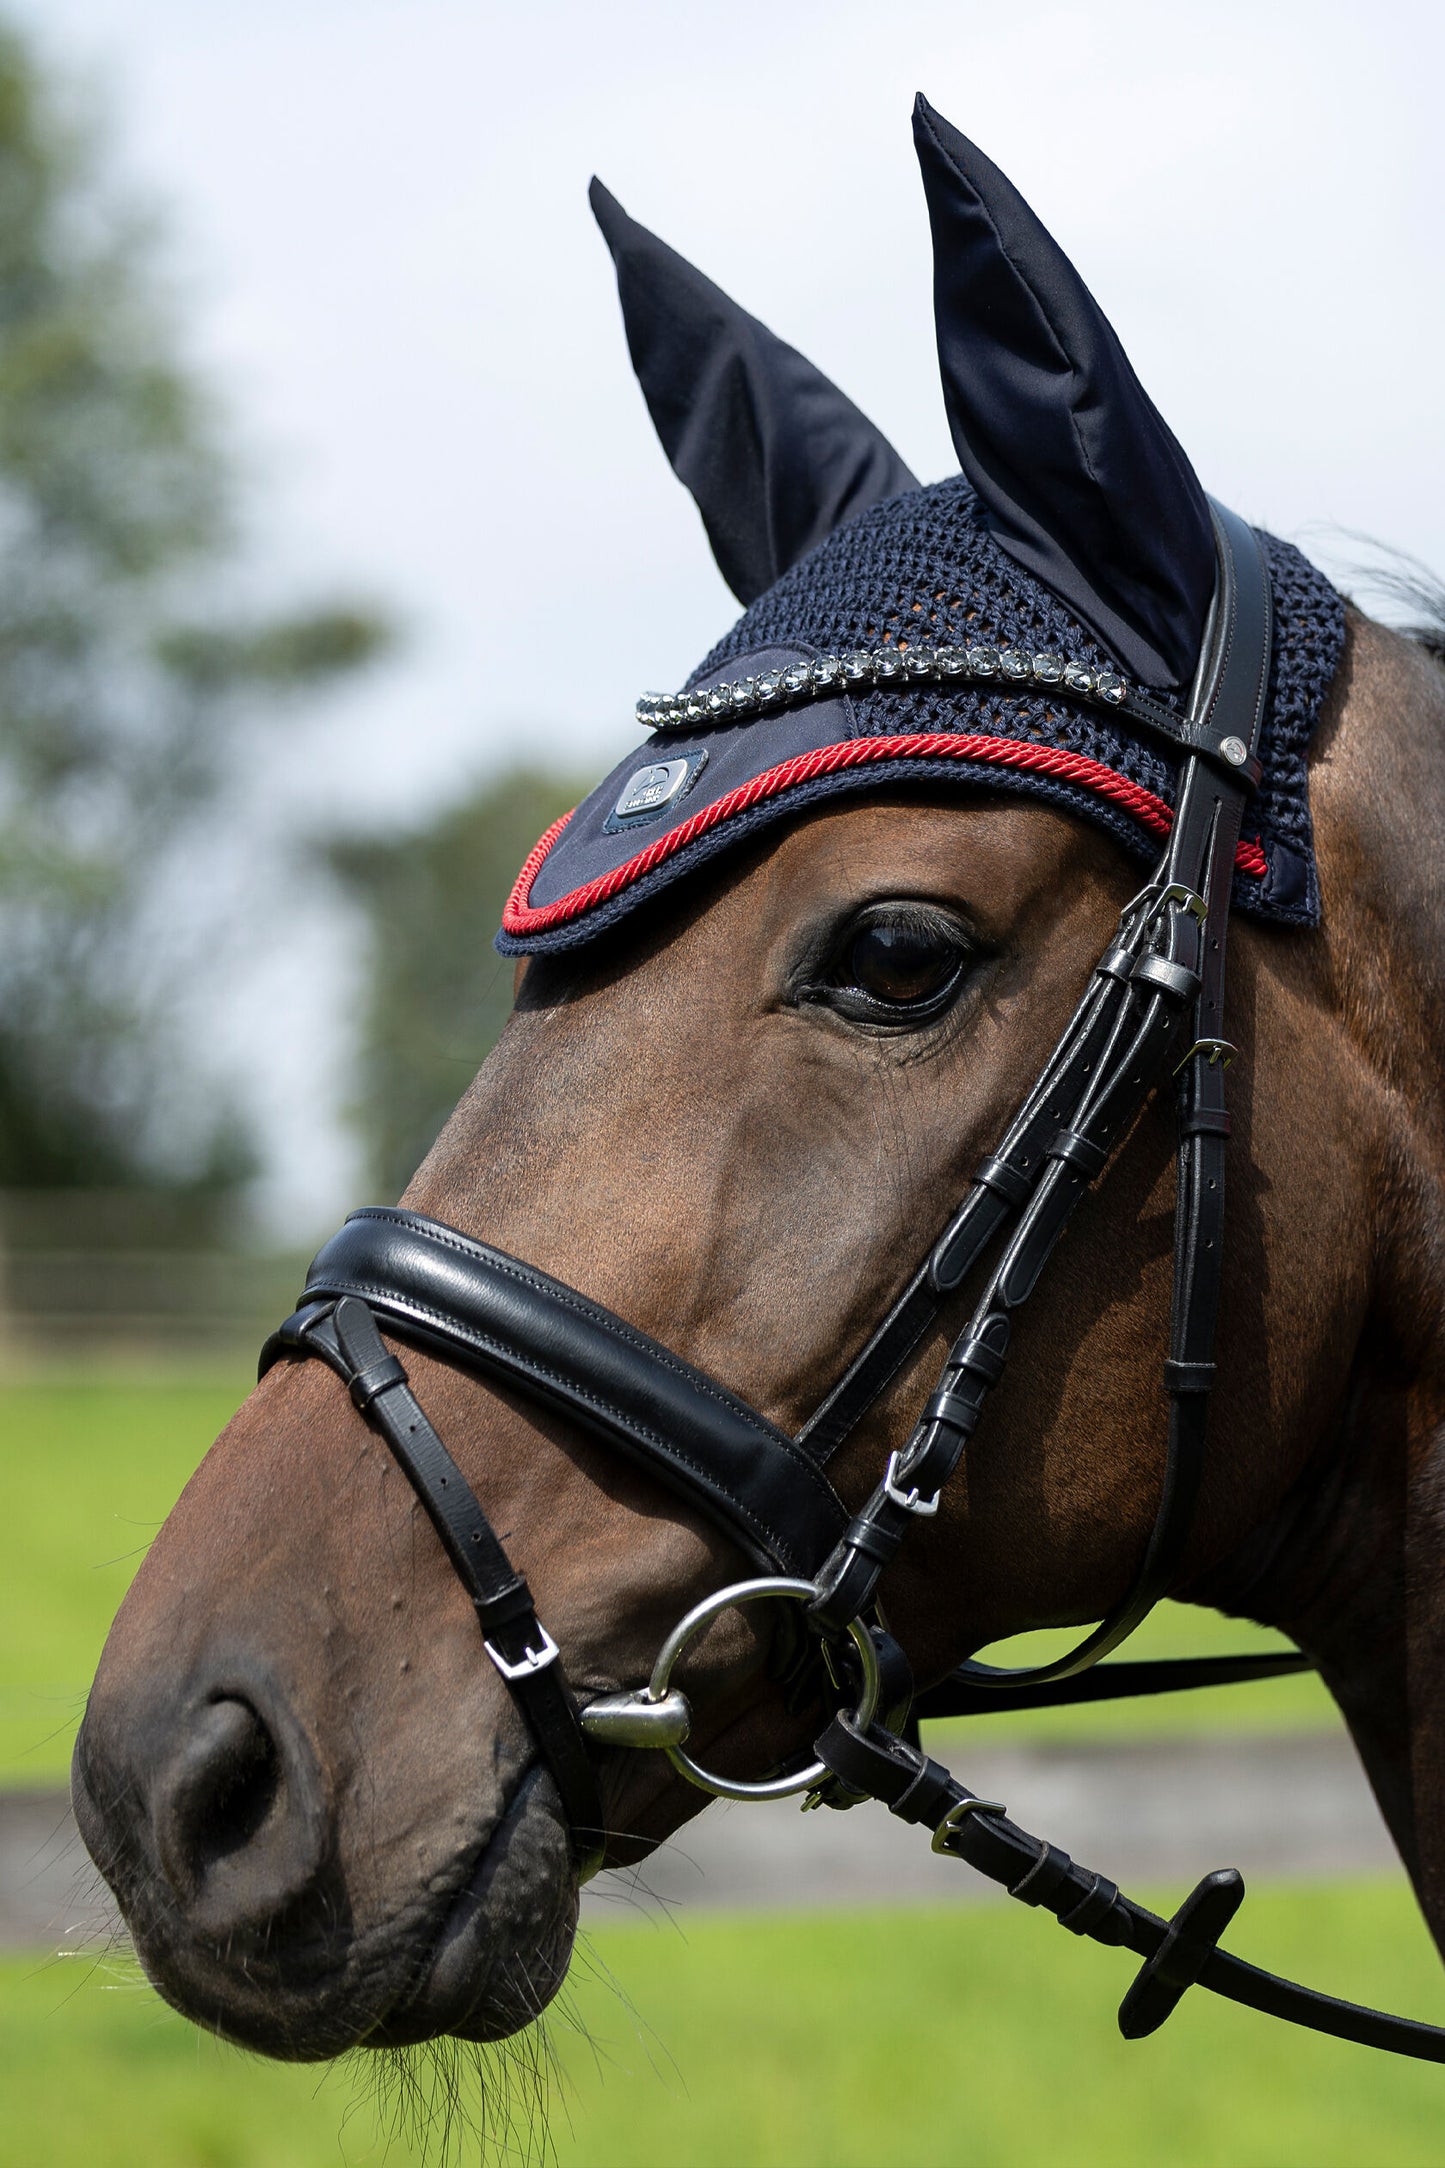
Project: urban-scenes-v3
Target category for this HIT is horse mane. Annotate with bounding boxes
[1348,546,1445,669]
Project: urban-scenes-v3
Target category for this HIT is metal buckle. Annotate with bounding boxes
[1118,880,1207,940]
[484,1623,560,1681]
[884,1448,941,1517]
[1156,883,1209,925]
[1173,1037,1237,1076]
[931,1795,1008,1856]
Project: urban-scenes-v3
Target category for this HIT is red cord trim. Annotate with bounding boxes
[503,733,1270,936]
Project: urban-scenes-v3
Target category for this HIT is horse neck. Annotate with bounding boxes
[1210,610,1445,1930]
[1317,613,1445,1108]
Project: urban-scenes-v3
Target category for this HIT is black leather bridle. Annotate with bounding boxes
[261,503,1445,2063]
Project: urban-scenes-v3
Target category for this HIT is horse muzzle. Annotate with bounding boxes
[71,1648,577,2058]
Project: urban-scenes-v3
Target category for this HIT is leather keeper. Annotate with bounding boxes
[1009,1842,1074,1908]
[1048,1128,1109,1181]
[889,1758,959,1828]
[953,1335,1009,1386]
[839,1513,903,1568]
[975,1153,1032,1208]
[813,1712,917,1808]
[1163,1358,1216,1395]
[1133,952,1201,1002]
[473,1576,538,1632]
[1057,1872,1121,1936]
[1179,1104,1232,1138]
[347,1353,407,1410]
[1097,943,1135,983]
[919,1387,982,1442]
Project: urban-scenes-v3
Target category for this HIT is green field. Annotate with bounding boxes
[4,1884,1445,2168]
[0,1372,1335,1786]
[0,1373,254,1784]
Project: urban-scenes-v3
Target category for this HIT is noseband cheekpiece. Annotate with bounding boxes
[260,503,1445,2065]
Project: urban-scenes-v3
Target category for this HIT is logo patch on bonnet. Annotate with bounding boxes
[606,751,706,830]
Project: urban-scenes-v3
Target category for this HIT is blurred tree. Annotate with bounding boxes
[329,769,580,1199]
[0,19,389,1198]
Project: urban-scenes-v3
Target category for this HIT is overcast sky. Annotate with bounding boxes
[15,0,1444,1231]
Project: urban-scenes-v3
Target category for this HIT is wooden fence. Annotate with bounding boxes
[0,1191,309,1360]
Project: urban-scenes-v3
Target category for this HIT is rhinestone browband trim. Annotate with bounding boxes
[636,644,1130,733]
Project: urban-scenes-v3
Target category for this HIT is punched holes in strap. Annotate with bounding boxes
[928,1333,1009,1406]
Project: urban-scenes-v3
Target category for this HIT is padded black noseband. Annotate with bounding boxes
[274,1208,848,1581]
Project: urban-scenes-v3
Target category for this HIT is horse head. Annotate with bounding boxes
[72,99,1445,2070]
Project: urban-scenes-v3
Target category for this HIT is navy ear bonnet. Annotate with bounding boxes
[497,103,1345,958]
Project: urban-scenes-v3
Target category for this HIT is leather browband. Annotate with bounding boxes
[264,1206,848,1582]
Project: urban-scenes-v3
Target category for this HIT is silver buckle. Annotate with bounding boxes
[884,1449,941,1517]
[1118,879,1207,938]
[1173,1037,1237,1076]
[484,1623,560,1681]
[1155,882,1208,925]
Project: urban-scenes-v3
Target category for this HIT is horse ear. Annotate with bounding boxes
[590,178,918,606]
[912,96,1215,688]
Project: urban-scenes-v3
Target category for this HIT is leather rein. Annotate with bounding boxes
[260,502,1445,2063]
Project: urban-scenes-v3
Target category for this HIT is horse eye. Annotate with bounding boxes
[806,909,972,1027]
[847,920,960,1005]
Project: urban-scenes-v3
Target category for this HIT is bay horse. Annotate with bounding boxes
[72,98,1445,2081]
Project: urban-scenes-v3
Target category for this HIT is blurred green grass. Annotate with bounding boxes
[4,1883,1445,2168]
[0,1372,252,1784]
[0,1372,1336,1785]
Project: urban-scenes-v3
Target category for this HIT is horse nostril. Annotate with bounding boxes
[154,1696,318,1926]
[178,1701,277,1863]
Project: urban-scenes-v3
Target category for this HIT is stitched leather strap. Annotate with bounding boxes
[266,1206,848,1580]
[265,1294,606,1878]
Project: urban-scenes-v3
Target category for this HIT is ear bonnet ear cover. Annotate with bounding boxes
[496,115,1344,958]
[591,180,918,603]
[912,96,1215,691]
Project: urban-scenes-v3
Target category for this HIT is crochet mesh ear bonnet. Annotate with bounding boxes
[497,98,1344,958]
